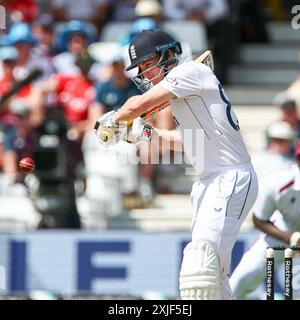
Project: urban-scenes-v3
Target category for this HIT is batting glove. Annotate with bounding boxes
[123,117,154,145]
[94,111,126,146]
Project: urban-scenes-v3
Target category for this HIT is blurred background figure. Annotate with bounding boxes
[49,0,110,33]
[94,54,139,114]
[237,0,269,43]
[28,49,99,229]
[3,0,39,25]
[161,0,231,83]
[286,77,300,121]
[53,20,101,81]
[230,141,300,300]
[4,22,54,82]
[134,0,164,25]
[31,14,56,59]
[119,17,160,47]
[0,45,43,193]
[251,120,294,182]
[40,49,97,183]
[274,92,300,152]
[279,100,300,145]
[107,0,138,22]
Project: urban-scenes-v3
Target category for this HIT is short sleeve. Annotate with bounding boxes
[158,60,206,98]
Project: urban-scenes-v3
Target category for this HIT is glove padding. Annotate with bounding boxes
[123,117,154,145]
[94,111,126,146]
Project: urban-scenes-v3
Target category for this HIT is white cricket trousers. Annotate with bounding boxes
[188,162,258,299]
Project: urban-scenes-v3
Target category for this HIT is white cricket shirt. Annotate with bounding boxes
[158,59,251,177]
[254,164,300,232]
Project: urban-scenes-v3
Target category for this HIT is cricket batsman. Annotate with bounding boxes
[94,29,258,299]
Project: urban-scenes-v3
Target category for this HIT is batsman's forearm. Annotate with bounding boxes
[253,214,291,243]
[114,86,175,123]
[114,95,150,122]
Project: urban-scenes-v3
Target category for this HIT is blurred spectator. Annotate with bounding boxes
[0,46,44,128]
[119,17,160,47]
[286,73,300,111]
[251,120,294,182]
[230,140,300,300]
[135,0,164,25]
[32,14,56,59]
[279,99,300,140]
[30,106,82,229]
[274,92,300,152]
[2,102,35,179]
[94,54,139,114]
[5,23,55,83]
[3,0,39,25]
[41,49,98,144]
[54,20,97,54]
[238,0,269,43]
[0,46,25,127]
[53,21,101,81]
[108,0,139,22]
[36,50,101,228]
[49,0,110,32]
[161,0,231,83]
[162,0,227,21]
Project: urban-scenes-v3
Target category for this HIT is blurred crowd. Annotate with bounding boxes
[0,0,299,229]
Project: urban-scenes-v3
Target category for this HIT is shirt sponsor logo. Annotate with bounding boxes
[166,77,178,86]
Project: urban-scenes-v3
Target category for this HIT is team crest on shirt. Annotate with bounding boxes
[130,45,137,59]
